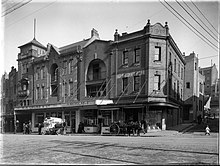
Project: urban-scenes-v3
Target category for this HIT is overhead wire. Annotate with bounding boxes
[190,0,219,34]
[182,0,218,38]
[2,0,29,15]
[175,0,218,43]
[6,0,57,28]
[164,0,218,50]
[159,0,218,52]
[2,0,32,17]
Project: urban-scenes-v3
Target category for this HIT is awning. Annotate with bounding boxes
[148,102,179,109]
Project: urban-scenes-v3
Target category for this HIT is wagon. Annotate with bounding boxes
[41,117,64,135]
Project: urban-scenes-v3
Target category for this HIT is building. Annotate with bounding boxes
[200,64,218,96]
[200,64,219,117]
[183,52,205,122]
[1,72,9,133]
[14,20,185,133]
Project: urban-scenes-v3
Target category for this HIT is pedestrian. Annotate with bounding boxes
[137,121,142,136]
[25,123,29,134]
[38,123,42,135]
[63,120,67,135]
[23,123,26,134]
[205,125,210,135]
[28,120,32,134]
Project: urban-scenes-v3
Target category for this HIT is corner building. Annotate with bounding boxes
[15,20,185,133]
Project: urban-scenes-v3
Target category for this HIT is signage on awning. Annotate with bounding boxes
[95,100,113,105]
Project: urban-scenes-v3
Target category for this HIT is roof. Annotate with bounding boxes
[59,39,89,52]
[18,38,46,49]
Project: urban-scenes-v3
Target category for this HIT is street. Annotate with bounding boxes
[0,132,218,165]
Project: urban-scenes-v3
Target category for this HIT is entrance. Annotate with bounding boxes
[125,108,139,122]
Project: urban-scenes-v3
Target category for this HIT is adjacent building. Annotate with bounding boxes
[0,67,18,133]
[200,64,219,117]
[183,52,205,122]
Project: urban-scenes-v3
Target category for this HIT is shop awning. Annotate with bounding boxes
[99,108,119,111]
[148,102,179,109]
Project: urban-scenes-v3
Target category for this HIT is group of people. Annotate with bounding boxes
[23,121,32,134]
[115,120,148,136]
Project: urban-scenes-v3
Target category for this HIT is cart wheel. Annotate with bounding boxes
[110,123,120,135]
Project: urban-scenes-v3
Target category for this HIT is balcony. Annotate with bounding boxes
[87,71,106,82]
[18,90,29,97]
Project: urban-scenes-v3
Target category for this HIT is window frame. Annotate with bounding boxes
[122,50,128,65]
[133,75,140,92]
[154,46,161,61]
[154,74,161,91]
[134,48,140,64]
[122,77,128,93]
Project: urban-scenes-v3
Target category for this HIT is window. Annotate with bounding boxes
[63,61,68,75]
[69,81,73,96]
[154,75,160,91]
[69,59,74,74]
[36,67,40,80]
[134,76,140,92]
[169,78,172,95]
[36,87,40,99]
[177,81,179,100]
[174,82,176,98]
[122,77,128,93]
[93,64,101,80]
[122,50,128,65]
[41,66,45,79]
[199,82,203,93]
[41,86,45,99]
[169,52,171,62]
[181,88,183,100]
[195,62,197,70]
[186,82,190,89]
[65,82,68,97]
[178,63,180,77]
[174,59,176,72]
[134,48,140,64]
[181,67,183,80]
[154,46,161,61]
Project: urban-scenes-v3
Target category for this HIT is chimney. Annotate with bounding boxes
[91,28,99,38]
[114,29,119,41]
[183,52,185,56]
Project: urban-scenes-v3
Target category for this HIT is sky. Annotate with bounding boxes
[1,0,219,76]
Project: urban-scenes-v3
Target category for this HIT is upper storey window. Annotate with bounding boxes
[134,48,140,64]
[154,46,161,61]
[122,50,128,65]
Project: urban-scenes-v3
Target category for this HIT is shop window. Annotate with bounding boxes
[35,113,44,127]
[64,111,70,126]
[83,110,97,126]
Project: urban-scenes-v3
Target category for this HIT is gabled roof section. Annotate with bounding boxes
[59,39,89,54]
[47,43,60,55]
[18,38,46,49]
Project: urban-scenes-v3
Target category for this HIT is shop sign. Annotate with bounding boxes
[116,70,145,79]
[95,100,113,105]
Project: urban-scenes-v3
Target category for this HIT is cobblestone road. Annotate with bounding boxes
[0,132,218,165]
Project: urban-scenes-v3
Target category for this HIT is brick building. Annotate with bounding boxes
[14,20,185,133]
[0,66,18,133]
